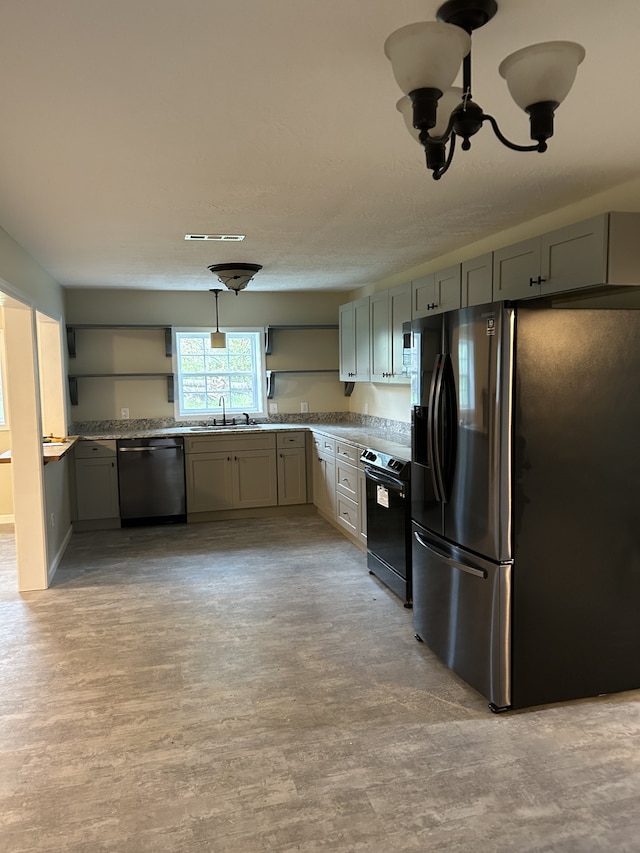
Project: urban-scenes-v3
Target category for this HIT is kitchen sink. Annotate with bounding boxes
[189,424,255,431]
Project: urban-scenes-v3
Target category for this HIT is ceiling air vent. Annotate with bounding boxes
[184,234,245,241]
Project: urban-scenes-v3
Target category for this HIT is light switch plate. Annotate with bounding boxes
[268,402,278,414]
[300,401,309,413]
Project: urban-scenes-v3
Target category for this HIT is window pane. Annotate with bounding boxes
[175,330,264,417]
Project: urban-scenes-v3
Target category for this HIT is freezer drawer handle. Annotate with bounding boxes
[413,531,487,579]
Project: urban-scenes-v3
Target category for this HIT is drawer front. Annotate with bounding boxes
[75,439,117,458]
[336,494,359,536]
[336,441,360,465]
[313,433,336,456]
[336,460,358,500]
[276,431,306,449]
[185,432,276,453]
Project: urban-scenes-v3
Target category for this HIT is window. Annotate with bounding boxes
[174,329,266,418]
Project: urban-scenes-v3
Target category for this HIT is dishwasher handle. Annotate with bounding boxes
[118,445,183,452]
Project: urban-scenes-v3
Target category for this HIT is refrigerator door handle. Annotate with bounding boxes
[432,354,448,503]
[426,354,444,503]
[413,531,488,579]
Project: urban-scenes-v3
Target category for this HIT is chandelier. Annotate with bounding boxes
[384,0,585,180]
[207,263,262,294]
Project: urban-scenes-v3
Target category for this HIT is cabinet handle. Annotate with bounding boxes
[529,277,537,286]
[537,276,546,284]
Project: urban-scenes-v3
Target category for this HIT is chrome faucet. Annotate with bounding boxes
[219,395,227,426]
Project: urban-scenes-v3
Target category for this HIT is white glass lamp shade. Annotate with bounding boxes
[499,41,585,110]
[397,86,464,142]
[210,331,226,348]
[384,22,471,95]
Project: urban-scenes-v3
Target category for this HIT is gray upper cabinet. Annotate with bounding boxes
[493,237,541,301]
[493,213,640,301]
[461,253,494,307]
[370,282,411,383]
[412,264,461,318]
[339,297,370,382]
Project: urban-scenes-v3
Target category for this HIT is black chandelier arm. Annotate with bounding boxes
[482,113,546,153]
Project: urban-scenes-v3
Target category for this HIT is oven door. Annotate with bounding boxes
[364,467,412,604]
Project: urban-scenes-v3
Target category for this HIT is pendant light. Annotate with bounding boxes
[384,0,585,180]
[210,288,226,349]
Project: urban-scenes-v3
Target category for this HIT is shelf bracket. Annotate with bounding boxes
[66,326,77,359]
[266,371,275,399]
[344,382,355,397]
[68,376,79,406]
[167,374,175,404]
[164,328,173,358]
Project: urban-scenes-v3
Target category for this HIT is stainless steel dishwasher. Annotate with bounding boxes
[117,437,186,526]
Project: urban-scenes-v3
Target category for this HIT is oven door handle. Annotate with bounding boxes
[364,467,406,492]
[413,531,487,578]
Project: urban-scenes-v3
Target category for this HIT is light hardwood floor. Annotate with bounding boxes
[1,517,639,852]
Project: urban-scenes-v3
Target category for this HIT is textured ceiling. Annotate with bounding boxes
[0,0,638,292]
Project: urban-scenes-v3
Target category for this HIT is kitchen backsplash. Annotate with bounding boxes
[70,412,411,441]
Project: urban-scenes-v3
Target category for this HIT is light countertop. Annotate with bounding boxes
[0,436,80,465]
[77,423,411,461]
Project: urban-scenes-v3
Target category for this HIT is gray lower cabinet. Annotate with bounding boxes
[185,433,278,513]
[312,433,337,517]
[73,440,119,521]
[276,432,307,505]
[358,467,367,544]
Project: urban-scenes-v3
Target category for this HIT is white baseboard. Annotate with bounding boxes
[48,524,73,586]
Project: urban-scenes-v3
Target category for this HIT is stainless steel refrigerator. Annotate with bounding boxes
[410,303,640,710]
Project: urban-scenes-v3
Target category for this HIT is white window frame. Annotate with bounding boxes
[172,327,267,421]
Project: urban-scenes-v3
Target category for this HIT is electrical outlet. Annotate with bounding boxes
[50,512,55,529]
[121,407,130,420]
[363,402,369,415]
[268,402,278,414]
[300,401,309,413]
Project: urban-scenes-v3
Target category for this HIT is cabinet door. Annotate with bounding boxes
[369,291,391,383]
[277,447,307,505]
[186,451,233,512]
[352,296,371,381]
[493,237,541,300]
[358,468,367,544]
[434,264,462,314]
[74,457,119,520]
[412,273,436,319]
[312,450,336,517]
[339,297,370,382]
[233,449,277,508]
[339,302,355,380]
[541,215,608,295]
[461,253,494,307]
[389,282,412,382]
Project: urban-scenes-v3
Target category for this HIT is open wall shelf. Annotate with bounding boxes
[66,324,174,404]
[264,324,349,397]
[66,324,173,358]
[68,374,175,406]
